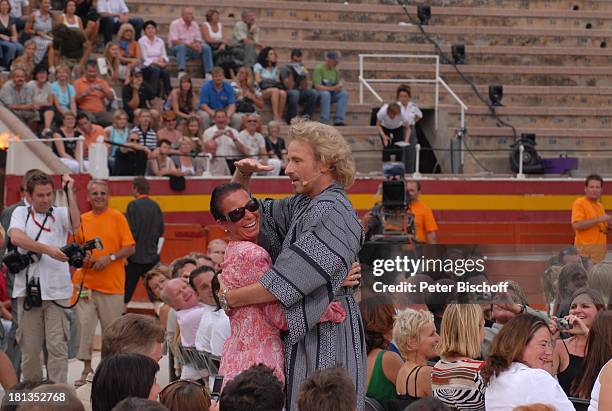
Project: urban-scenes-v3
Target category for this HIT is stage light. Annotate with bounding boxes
[451,44,465,64]
[417,5,431,25]
[489,85,504,107]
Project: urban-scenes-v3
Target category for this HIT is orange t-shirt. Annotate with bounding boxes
[74,76,111,113]
[409,200,438,243]
[82,124,105,148]
[73,208,135,295]
[571,196,607,261]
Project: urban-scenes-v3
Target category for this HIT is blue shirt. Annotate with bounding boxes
[51,82,75,112]
[199,80,235,109]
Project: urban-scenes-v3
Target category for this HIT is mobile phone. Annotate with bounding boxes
[556,318,572,330]
[210,375,224,401]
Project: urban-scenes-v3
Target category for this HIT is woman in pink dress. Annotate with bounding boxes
[211,183,347,385]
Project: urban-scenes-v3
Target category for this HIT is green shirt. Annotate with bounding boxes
[312,63,339,88]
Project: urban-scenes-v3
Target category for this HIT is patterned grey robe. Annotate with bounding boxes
[258,182,366,411]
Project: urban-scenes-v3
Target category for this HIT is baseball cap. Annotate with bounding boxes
[326,51,339,61]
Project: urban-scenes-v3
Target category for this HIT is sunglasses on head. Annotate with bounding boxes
[223,198,259,223]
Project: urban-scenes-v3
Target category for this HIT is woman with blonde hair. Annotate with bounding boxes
[232,65,264,115]
[104,110,130,169]
[432,304,486,410]
[181,115,204,152]
[104,42,131,85]
[588,263,612,307]
[388,308,439,410]
[172,136,206,176]
[143,264,171,330]
[117,23,141,66]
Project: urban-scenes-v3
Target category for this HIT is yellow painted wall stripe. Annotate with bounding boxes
[109,194,612,213]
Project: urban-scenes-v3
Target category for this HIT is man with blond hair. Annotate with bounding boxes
[73,179,135,387]
[220,120,365,410]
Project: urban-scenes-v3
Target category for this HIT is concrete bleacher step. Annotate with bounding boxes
[130,0,612,29]
[144,16,612,49]
[279,0,612,11]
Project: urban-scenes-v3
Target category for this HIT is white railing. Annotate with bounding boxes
[358,54,468,130]
[7,135,86,173]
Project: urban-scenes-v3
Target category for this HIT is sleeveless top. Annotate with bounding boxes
[557,338,584,395]
[203,22,223,42]
[366,350,397,408]
[53,128,82,158]
[387,365,423,411]
[61,13,81,29]
[108,127,129,159]
[432,358,486,410]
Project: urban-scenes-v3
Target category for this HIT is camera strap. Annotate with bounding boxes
[51,184,85,311]
[22,208,51,311]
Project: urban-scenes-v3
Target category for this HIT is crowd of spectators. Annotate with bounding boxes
[0,5,352,179]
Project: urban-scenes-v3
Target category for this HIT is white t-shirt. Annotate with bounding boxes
[9,0,28,18]
[203,22,223,43]
[237,130,265,157]
[96,0,129,15]
[485,362,575,411]
[589,359,611,411]
[203,125,241,158]
[8,206,73,301]
[194,304,230,356]
[376,104,404,129]
[399,101,423,126]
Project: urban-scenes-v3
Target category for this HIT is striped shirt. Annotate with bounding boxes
[431,358,486,411]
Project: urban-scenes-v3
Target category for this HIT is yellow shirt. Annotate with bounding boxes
[571,196,607,262]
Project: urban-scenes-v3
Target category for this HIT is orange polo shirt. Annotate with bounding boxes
[73,208,135,295]
[409,199,438,243]
[74,76,111,113]
[571,196,607,261]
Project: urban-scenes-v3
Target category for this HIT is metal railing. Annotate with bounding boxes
[358,54,468,130]
[7,135,86,173]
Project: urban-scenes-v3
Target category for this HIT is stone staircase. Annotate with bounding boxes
[128,0,612,174]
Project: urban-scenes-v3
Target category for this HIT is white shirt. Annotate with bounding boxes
[203,22,223,42]
[237,130,265,157]
[399,101,422,126]
[175,304,205,347]
[9,0,28,18]
[194,304,230,356]
[377,104,404,129]
[589,359,611,411]
[203,125,241,157]
[8,206,73,300]
[96,0,129,15]
[485,362,575,411]
[138,36,169,67]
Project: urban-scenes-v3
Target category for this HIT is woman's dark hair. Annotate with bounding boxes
[359,298,396,354]
[91,353,159,411]
[212,271,221,310]
[396,84,411,99]
[210,182,246,221]
[64,0,76,12]
[205,9,218,22]
[112,397,169,411]
[481,314,549,386]
[178,75,195,113]
[569,287,605,312]
[143,20,157,30]
[219,365,284,411]
[0,0,12,15]
[571,310,612,398]
[159,380,211,411]
[257,47,276,68]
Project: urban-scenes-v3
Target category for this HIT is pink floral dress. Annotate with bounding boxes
[219,240,346,385]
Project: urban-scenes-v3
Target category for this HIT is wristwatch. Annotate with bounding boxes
[219,288,231,311]
[109,254,116,262]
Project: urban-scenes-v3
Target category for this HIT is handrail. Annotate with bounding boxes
[358,53,469,131]
[7,135,85,174]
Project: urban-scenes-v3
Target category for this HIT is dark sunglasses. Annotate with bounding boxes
[223,198,258,223]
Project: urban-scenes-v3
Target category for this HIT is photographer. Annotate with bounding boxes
[72,179,135,387]
[7,172,80,384]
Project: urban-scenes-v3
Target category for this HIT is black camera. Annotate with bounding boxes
[25,276,43,308]
[3,251,42,274]
[60,238,103,268]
